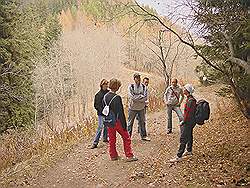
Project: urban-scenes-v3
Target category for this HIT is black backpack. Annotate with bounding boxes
[195,100,210,125]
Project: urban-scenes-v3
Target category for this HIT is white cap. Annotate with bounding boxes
[184,84,194,95]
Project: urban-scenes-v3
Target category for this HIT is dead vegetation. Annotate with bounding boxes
[131,97,249,187]
[176,98,249,187]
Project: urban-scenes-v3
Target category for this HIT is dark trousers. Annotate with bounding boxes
[127,108,147,138]
[177,124,195,158]
[136,107,147,133]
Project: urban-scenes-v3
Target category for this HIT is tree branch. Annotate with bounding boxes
[224,32,250,74]
[134,0,224,73]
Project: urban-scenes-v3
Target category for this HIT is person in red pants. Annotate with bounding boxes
[103,78,138,162]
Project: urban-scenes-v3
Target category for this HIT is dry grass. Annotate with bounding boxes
[0,116,96,175]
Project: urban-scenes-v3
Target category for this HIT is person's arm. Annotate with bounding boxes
[117,96,127,129]
[182,99,196,125]
[94,94,99,111]
[145,87,149,106]
[95,93,104,114]
[164,87,170,104]
[137,84,147,102]
[177,89,184,106]
[128,84,143,101]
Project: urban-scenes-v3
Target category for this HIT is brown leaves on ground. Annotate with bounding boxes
[140,98,249,187]
[1,87,249,188]
[176,100,249,187]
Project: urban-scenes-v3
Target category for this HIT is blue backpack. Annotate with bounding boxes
[102,94,117,126]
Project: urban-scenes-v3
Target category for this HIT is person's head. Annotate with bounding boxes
[109,78,122,92]
[183,84,194,96]
[133,73,141,85]
[100,79,109,90]
[143,77,149,86]
[171,78,178,87]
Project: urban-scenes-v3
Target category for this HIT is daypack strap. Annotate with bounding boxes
[103,92,117,106]
[170,86,179,101]
[131,83,145,94]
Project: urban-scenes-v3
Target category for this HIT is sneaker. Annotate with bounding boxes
[126,156,138,162]
[111,156,121,161]
[183,151,193,157]
[167,130,172,134]
[90,144,97,149]
[141,136,151,141]
[170,157,182,163]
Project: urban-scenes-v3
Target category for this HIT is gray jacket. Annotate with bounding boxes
[164,85,182,106]
[128,83,147,110]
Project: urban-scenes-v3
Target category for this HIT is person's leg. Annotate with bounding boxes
[177,125,188,158]
[167,106,173,132]
[107,125,118,159]
[102,116,108,142]
[93,115,103,146]
[127,109,137,137]
[173,106,184,123]
[116,120,133,158]
[144,107,147,121]
[144,106,147,127]
[187,125,194,153]
[137,106,147,134]
[136,114,140,133]
[137,109,147,139]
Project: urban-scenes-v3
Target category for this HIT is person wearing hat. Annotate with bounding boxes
[170,84,197,162]
[164,78,184,134]
[127,73,150,141]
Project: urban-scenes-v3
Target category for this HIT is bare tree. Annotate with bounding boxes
[144,29,183,86]
[127,0,249,117]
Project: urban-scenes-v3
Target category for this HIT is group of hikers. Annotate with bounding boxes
[91,73,197,163]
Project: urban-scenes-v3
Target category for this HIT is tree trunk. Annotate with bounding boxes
[228,78,250,119]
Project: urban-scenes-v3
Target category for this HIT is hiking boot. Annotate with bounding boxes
[170,157,182,163]
[90,144,97,149]
[183,151,193,157]
[141,136,151,141]
[111,156,121,161]
[167,129,172,134]
[126,156,138,162]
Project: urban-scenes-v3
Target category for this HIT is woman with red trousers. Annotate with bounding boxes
[103,78,138,162]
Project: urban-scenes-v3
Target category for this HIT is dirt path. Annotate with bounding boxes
[4,85,222,188]
[25,109,182,188]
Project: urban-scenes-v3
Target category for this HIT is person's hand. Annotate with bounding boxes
[139,94,144,99]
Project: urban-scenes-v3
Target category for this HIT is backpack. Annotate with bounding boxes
[195,99,210,125]
[102,94,117,126]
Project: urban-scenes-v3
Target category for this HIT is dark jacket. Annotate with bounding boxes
[183,95,197,125]
[103,92,127,129]
[94,89,109,116]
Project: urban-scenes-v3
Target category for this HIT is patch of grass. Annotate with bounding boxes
[0,116,96,183]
